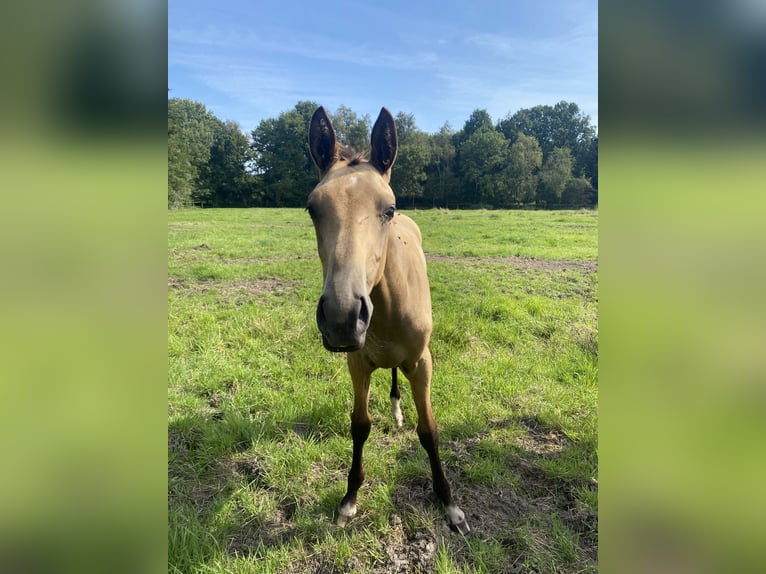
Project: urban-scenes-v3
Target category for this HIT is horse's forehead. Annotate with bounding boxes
[314,165,392,203]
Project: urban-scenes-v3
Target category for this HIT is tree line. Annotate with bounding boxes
[168,98,597,209]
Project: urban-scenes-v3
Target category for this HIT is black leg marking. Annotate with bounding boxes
[337,418,371,525]
[417,427,453,505]
[418,428,470,534]
[390,368,400,400]
[347,419,371,494]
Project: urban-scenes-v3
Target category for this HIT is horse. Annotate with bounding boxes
[307,106,470,534]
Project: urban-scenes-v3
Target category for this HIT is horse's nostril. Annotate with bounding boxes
[316,296,327,330]
[358,296,372,328]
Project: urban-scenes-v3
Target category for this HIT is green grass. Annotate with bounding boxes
[168,208,598,573]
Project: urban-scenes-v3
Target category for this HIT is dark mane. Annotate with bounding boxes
[338,146,368,166]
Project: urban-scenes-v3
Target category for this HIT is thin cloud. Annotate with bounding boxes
[168,1,597,134]
[465,25,596,73]
[169,25,438,71]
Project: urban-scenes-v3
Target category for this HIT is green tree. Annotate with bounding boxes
[537,146,574,207]
[458,127,511,206]
[561,176,596,207]
[508,132,542,205]
[425,122,457,207]
[331,105,372,151]
[581,135,598,191]
[497,101,595,172]
[452,109,497,206]
[390,112,430,207]
[167,98,222,208]
[453,108,494,148]
[198,121,258,207]
[251,101,319,207]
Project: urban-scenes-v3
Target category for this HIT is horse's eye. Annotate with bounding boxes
[383,205,396,221]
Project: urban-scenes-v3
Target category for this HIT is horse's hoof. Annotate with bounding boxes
[449,518,471,535]
[336,502,356,528]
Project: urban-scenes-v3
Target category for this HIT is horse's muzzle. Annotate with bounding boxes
[316,294,372,353]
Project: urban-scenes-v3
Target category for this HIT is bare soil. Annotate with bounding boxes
[426,254,597,274]
[206,426,598,573]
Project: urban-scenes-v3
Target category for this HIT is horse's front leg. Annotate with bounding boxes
[404,348,471,534]
[336,353,373,527]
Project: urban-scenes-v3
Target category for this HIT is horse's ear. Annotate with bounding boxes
[370,107,398,175]
[309,106,338,174]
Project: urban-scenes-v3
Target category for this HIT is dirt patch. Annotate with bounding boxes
[226,507,301,558]
[369,513,441,574]
[224,254,316,264]
[169,458,238,516]
[205,450,596,573]
[168,277,300,302]
[377,469,594,574]
[171,417,596,572]
[233,456,264,486]
[515,415,568,456]
[515,430,567,456]
[426,254,597,274]
[438,419,597,572]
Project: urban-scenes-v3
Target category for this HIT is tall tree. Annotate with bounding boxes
[508,132,543,205]
[537,146,574,207]
[458,127,511,206]
[198,121,258,207]
[561,176,596,207]
[451,109,497,206]
[425,122,457,207]
[453,108,494,148]
[497,101,595,167]
[167,98,222,207]
[251,101,319,207]
[581,135,598,190]
[168,98,596,210]
[390,112,430,207]
[331,105,372,151]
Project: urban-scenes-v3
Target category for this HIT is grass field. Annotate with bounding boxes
[168,208,598,573]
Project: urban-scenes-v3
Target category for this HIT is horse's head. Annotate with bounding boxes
[307,106,398,352]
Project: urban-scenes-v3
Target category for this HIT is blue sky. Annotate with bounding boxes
[169,0,597,135]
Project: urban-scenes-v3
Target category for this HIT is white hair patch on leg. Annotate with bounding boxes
[391,397,403,428]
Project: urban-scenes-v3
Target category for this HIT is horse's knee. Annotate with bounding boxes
[417,425,439,454]
[350,418,371,443]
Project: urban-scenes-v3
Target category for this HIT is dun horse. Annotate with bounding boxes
[307,106,470,534]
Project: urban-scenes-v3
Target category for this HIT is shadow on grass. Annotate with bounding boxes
[168,401,347,571]
[168,404,597,573]
[387,415,598,572]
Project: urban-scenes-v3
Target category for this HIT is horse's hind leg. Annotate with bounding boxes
[390,368,404,429]
[336,353,373,527]
[403,349,470,534]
